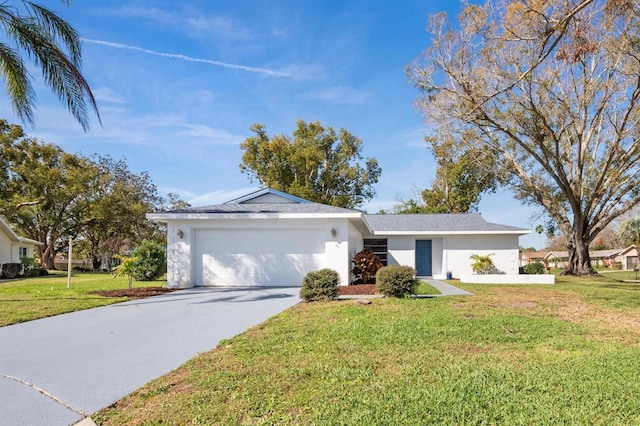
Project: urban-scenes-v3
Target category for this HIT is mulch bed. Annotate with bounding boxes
[91,287,177,299]
[337,284,377,296]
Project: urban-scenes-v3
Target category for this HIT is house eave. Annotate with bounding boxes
[147,212,363,221]
[17,237,44,246]
[366,230,531,236]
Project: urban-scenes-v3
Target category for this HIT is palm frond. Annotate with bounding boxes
[0,42,35,124]
[0,1,99,131]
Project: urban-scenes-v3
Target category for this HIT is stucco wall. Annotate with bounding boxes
[444,234,520,278]
[0,232,36,264]
[165,218,353,288]
[347,221,363,284]
[387,236,414,267]
[0,231,13,264]
[385,234,519,279]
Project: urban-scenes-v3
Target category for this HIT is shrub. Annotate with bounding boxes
[300,268,339,301]
[352,249,383,284]
[376,265,419,298]
[19,257,40,277]
[131,240,167,281]
[2,263,21,279]
[523,262,546,274]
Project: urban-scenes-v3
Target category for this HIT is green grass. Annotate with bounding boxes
[0,272,166,326]
[95,276,640,425]
[416,280,440,295]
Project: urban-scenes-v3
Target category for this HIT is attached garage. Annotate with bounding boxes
[194,229,325,287]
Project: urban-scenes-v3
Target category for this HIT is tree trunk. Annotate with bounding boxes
[92,254,100,271]
[37,245,56,270]
[562,229,598,276]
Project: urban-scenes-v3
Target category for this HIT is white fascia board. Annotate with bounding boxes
[147,212,363,221]
[18,237,44,246]
[368,230,531,236]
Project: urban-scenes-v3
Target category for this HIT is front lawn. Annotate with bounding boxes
[0,272,167,326]
[95,275,640,425]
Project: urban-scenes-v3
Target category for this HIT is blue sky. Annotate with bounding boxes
[1,0,542,248]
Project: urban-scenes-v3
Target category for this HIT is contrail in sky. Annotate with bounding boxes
[82,38,294,78]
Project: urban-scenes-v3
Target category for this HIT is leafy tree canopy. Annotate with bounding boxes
[396,135,504,213]
[239,120,381,209]
[408,0,640,275]
[0,119,175,269]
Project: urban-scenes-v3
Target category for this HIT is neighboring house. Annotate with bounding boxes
[544,251,569,269]
[53,253,93,271]
[590,248,625,268]
[520,251,548,268]
[616,245,638,270]
[0,217,42,265]
[544,247,638,270]
[147,188,530,288]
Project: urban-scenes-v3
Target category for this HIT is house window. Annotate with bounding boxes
[18,247,28,259]
[364,239,388,265]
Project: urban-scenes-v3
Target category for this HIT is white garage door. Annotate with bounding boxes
[194,229,325,287]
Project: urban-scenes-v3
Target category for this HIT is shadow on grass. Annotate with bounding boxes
[601,283,640,291]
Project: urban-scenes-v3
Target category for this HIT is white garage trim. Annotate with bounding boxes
[193,229,325,287]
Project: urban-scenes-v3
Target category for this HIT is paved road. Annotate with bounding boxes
[0,287,301,426]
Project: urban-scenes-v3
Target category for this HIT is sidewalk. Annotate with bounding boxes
[419,279,473,296]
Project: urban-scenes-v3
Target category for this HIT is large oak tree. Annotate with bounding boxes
[240,120,381,209]
[396,135,503,214]
[0,120,167,269]
[408,0,640,275]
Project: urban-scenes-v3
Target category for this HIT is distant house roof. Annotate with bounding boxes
[545,248,627,260]
[590,248,625,258]
[521,251,548,259]
[363,213,529,235]
[620,245,638,256]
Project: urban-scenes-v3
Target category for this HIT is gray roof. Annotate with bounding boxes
[363,213,528,233]
[165,203,359,215]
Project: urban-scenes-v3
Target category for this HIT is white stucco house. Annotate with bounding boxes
[0,217,42,264]
[147,188,530,288]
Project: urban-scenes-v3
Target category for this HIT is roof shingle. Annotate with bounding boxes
[363,213,528,233]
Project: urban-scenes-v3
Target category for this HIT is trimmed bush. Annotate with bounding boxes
[2,263,21,279]
[300,269,339,301]
[376,265,419,298]
[524,262,546,274]
[352,249,383,284]
[131,240,167,281]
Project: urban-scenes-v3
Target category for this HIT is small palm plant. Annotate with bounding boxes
[470,253,496,274]
[113,255,138,290]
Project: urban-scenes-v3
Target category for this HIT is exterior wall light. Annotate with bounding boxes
[176,229,184,239]
[330,228,337,238]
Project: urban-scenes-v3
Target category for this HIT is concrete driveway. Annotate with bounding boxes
[0,287,301,426]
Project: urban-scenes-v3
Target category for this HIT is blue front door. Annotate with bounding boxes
[415,240,432,276]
